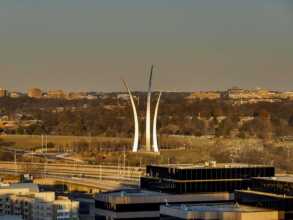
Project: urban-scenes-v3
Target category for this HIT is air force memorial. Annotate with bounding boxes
[122,65,162,153]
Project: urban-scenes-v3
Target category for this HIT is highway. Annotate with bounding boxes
[0,161,145,187]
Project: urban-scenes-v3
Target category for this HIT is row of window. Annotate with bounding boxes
[147,166,275,180]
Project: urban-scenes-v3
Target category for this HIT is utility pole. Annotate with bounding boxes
[14,150,17,175]
[123,146,126,175]
[41,134,44,152]
[140,158,142,169]
[43,135,48,178]
[117,157,120,175]
[41,134,44,178]
[99,164,102,181]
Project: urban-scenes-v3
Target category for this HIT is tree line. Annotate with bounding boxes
[1,94,293,140]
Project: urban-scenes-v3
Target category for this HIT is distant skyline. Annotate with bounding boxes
[2,86,293,93]
[0,0,293,92]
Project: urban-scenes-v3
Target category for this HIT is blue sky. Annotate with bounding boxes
[0,0,293,92]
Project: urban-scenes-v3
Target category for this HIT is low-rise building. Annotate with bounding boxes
[95,189,232,220]
[47,90,66,99]
[220,87,293,104]
[67,92,87,100]
[186,91,221,100]
[160,202,281,220]
[0,88,8,97]
[28,88,42,99]
[9,92,23,98]
[86,95,98,100]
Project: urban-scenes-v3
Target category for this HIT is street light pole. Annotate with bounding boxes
[14,150,17,175]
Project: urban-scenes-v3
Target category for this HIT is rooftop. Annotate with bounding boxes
[161,202,274,213]
[255,175,293,184]
[236,190,293,199]
[97,189,163,198]
[149,163,273,169]
[95,189,232,204]
[0,183,39,192]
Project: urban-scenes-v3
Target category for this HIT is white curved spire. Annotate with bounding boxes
[122,79,139,152]
[152,92,162,153]
[145,65,154,152]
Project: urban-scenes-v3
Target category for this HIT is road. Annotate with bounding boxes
[0,161,145,186]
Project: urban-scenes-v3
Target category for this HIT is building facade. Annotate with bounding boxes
[47,90,66,99]
[0,183,79,220]
[235,176,293,219]
[28,88,43,98]
[95,189,232,220]
[0,88,8,97]
[141,163,275,194]
[160,202,281,220]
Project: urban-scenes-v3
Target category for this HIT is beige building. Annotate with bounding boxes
[186,91,221,100]
[28,88,42,98]
[67,92,87,100]
[47,90,66,99]
[220,87,293,104]
[278,91,293,100]
[160,203,282,220]
[0,183,79,220]
[0,88,8,97]
[9,92,22,98]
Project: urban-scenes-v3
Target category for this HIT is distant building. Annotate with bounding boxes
[0,88,8,97]
[0,183,79,220]
[86,94,98,100]
[279,91,293,100]
[9,91,23,98]
[47,90,66,99]
[28,88,42,98]
[186,91,221,100]
[67,92,87,100]
[117,93,130,100]
[220,87,292,104]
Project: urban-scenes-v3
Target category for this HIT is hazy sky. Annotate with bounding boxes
[0,0,293,92]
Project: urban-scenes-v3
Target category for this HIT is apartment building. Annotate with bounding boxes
[0,183,79,220]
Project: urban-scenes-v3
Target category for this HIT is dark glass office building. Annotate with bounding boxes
[95,163,275,220]
[235,176,293,219]
[141,163,275,193]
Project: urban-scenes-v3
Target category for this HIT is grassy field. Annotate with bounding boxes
[1,134,293,172]
[0,134,130,149]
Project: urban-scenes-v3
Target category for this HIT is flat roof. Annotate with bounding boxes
[255,175,293,183]
[0,183,39,192]
[161,202,274,213]
[236,190,293,199]
[95,189,233,204]
[96,189,163,198]
[149,163,273,169]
